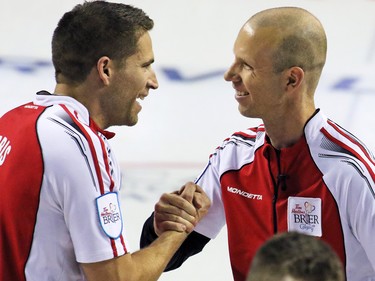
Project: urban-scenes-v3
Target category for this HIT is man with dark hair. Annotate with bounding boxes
[0,1,209,281]
[247,232,345,281]
[141,6,375,281]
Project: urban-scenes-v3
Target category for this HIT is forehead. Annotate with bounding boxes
[233,23,277,63]
[136,32,153,53]
[126,31,154,64]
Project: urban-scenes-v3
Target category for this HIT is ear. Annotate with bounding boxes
[97,56,111,86]
[285,66,304,90]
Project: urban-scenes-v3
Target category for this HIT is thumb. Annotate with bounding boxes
[179,182,196,203]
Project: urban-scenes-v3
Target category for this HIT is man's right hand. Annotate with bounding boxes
[153,182,211,236]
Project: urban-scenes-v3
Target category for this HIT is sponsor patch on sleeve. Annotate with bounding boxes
[96,192,123,239]
[287,196,322,237]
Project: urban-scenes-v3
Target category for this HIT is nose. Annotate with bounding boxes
[148,69,159,90]
[224,62,239,82]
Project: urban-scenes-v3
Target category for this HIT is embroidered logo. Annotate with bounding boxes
[227,186,262,200]
[0,135,12,166]
[96,192,123,239]
[24,104,39,110]
[287,197,322,237]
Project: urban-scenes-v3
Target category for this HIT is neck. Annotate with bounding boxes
[264,107,316,149]
[54,83,108,129]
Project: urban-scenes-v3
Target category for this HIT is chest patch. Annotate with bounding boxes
[287,196,322,237]
[96,192,123,239]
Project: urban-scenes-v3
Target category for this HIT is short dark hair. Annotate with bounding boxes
[247,232,345,281]
[52,0,154,84]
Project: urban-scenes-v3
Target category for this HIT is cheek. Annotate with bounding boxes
[241,72,257,87]
[117,77,137,99]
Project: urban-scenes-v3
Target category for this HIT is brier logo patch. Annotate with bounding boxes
[96,192,123,239]
[287,197,322,237]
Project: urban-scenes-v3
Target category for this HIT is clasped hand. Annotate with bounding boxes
[153,182,211,236]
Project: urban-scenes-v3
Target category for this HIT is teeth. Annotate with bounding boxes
[237,91,249,96]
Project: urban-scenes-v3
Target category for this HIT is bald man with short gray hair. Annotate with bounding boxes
[141,7,375,281]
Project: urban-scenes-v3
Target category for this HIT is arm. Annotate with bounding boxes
[81,182,209,281]
[140,212,210,271]
[140,183,211,271]
[81,230,189,281]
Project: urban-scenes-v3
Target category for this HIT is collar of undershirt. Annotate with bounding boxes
[89,118,116,139]
[36,90,116,139]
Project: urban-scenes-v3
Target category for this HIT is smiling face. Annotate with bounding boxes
[105,31,158,127]
[224,23,286,120]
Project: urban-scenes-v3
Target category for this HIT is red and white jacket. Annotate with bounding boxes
[0,92,127,281]
[194,109,375,281]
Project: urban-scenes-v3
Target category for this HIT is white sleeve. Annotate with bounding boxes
[194,156,226,239]
[37,109,127,263]
[346,167,375,271]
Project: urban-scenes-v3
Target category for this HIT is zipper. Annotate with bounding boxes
[268,148,284,234]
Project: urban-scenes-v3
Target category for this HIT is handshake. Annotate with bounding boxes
[153,182,211,236]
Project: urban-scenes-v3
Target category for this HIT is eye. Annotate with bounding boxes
[141,59,155,68]
[141,63,151,69]
[243,63,253,71]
